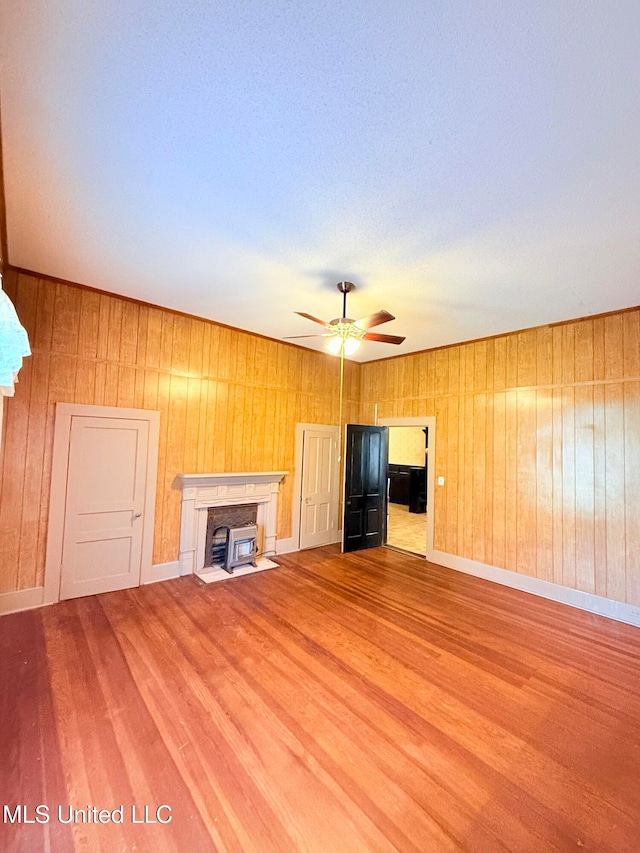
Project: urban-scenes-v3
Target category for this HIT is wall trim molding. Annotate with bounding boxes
[429,548,640,629]
[4,550,640,630]
[1,560,180,614]
[141,561,181,585]
[0,586,45,615]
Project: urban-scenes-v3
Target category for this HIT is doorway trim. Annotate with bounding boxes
[290,423,340,552]
[44,403,160,605]
[378,416,436,558]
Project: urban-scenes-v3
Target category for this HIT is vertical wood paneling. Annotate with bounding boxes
[116,366,136,408]
[106,297,123,362]
[623,311,640,378]
[183,377,201,474]
[624,382,640,605]
[1,273,354,592]
[15,273,39,341]
[51,285,81,355]
[103,362,119,407]
[492,392,506,569]
[536,326,553,386]
[33,278,55,351]
[593,384,607,598]
[604,314,624,380]
[574,320,593,383]
[516,331,535,387]
[3,271,639,606]
[431,398,446,551]
[493,337,506,392]
[120,301,139,365]
[574,385,595,593]
[145,308,162,369]
[551,387,564,586]
[505,335,518,389]
[561,387,576,589]
[515,390,536,577]
[471,394,486,564]
[95,294,110,360]
[604,384,626,603]
[359,308,640,607]
[1,356,31,590]
[592,317,606,381]
[504,390,518,571]
[78,289,101,359]
[536,390,553,583]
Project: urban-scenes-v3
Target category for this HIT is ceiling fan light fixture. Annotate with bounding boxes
[326,331,362,356]
[326,335,344,355]
[343,336,361,355]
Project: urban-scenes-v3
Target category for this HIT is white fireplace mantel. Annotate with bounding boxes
[178,471,288,577]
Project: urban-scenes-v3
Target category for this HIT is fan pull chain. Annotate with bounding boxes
[337,344,345,462]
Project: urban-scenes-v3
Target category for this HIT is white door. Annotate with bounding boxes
[59,416,150,600]
[300,428,337,550]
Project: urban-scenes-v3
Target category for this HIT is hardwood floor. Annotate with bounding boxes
[2,545,640,852]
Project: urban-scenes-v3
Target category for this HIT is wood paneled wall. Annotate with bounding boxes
[360,311,640,605]
[2,267,639,609]
[0,270,361,593]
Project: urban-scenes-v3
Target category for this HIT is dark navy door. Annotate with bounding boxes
[343,425,388,552]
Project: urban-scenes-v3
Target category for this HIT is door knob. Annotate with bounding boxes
[133,512,142,518]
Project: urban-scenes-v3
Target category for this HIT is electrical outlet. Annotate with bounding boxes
[437,476,445,486]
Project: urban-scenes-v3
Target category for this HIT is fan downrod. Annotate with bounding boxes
[336,281,355,319]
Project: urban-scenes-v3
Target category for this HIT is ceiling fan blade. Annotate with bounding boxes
[283,334,331,339]
[354,310,395,330]
[363,332,406,344]
[295,312,329,327]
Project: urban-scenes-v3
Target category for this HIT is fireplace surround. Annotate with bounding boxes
[178,471,287,582]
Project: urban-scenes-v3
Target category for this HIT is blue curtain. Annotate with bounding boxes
[0,278,31,396]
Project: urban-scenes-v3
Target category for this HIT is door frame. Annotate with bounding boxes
[378,416,436,558]
[292,423,340,550]
[44,403,160,605]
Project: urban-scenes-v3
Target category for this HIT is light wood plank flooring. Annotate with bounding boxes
[2,545,640,852]
[386,503,427,555]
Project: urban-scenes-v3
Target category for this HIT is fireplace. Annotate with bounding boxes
[204,504,258,568]
[178,471,287,583]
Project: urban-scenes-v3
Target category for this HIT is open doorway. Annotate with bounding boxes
[378,416,435,558]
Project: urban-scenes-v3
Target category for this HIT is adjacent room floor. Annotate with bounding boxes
[386,501,427,555]
[2,545,640,852]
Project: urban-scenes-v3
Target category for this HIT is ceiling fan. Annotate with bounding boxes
[285,281,406,355]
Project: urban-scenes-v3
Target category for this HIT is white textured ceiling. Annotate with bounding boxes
[1,1,639,361]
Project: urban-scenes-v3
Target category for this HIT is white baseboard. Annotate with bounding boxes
[6,551,637,630]
[141,560,181,585]
[429,549,640,629]
[276,537,297,555]
[0,586,45,615]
